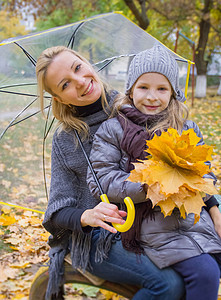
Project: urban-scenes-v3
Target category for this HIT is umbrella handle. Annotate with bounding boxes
[100,194,135,232]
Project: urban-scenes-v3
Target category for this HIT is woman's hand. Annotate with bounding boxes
[209,205,221,238]
[81,202,127,234]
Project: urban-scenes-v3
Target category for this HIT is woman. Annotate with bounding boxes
[35,45,214,300]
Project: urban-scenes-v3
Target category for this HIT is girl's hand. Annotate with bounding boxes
[81,202,126,234]
[209,205,221,238]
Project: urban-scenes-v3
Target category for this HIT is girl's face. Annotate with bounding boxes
[130,73,172,115]
[45,51,102,106]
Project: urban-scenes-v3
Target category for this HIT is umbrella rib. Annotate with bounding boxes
[0,89,38,97]
[42,102,54,201]
[14,42,37,66]
[93,53,188,67]
[0,83,36,89]
[8,105,51,127]
[93,53,135,66]
[97,58,115,72]
[67,21,85,49]
[44,116,55,141]
[0,89,51,99]
[0,97,37,140]
[0,100,51,140]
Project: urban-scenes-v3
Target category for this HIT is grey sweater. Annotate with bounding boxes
[43,91,118,299]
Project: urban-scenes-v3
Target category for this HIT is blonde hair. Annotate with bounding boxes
[111,93,189,135]
[36,46,108,137]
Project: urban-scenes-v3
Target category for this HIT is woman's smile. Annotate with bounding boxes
[82,80,94,96]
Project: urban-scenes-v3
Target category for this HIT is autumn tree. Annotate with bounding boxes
[0,10,27,42]
[123,0,221,98]
[0,1,27,41]
[2,0,220,97]
[1,0,128,30]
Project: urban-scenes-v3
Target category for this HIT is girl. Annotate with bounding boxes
[36,45,186,300]
[87,44,221,300]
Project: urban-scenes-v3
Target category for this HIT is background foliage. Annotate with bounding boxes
[1,0,220,72]
[0,1,220,299]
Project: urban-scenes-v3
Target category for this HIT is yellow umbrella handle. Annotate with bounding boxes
[100,194,135,232]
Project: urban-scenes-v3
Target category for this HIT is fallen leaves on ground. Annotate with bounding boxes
[0,206,49,299]
[187,97,221,193]
[0,206,128,299]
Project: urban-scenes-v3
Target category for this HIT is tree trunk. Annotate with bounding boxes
[123,0,149,29]
[194,0,212,98]
[195,75,207,98]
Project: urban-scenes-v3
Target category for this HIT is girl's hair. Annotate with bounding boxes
[36,46,108,136]
[111,93,189,135]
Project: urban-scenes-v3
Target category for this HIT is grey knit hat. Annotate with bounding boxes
[125,44,186,102]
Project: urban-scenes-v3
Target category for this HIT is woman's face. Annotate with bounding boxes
[130,73,172,115]
[45,51,102,106]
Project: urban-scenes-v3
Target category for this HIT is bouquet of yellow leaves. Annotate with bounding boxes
[127,128,217,223]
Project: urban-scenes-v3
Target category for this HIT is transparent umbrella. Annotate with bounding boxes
[0,11,192,214]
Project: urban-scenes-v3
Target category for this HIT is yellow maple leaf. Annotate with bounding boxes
[99,289,120,300]
[157,197,176,216]
[0,214,16,226]
[147,182,166,206]
[40,231,50,241]
[127,128,217,222]
[145,130,211,176]
[193,178,218,195]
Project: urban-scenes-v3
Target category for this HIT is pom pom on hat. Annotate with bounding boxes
[125,44,186,102]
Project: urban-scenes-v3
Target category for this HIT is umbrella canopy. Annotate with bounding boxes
[0,12,192,213]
